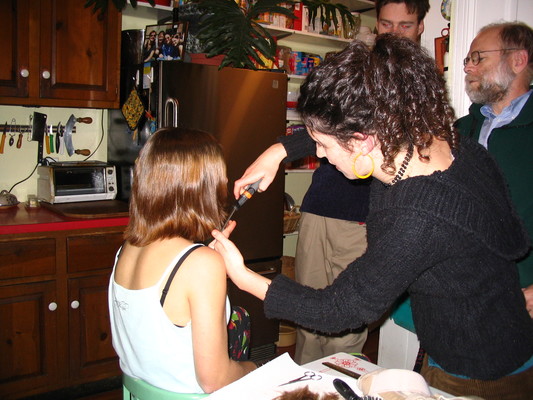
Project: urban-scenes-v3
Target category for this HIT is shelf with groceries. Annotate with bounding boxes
[262,24,353,45]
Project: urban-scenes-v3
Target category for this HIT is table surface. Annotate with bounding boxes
[303,352,380,378]
[304,352,451,398]
[208,352,451,399]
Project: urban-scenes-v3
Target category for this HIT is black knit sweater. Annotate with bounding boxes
[265,138,533,380]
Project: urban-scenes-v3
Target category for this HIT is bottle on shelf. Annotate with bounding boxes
[343,12,362,39]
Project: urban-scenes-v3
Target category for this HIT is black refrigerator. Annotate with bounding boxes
[108,61,288,361]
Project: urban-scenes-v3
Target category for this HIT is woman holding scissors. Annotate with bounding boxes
[212,35,533,400]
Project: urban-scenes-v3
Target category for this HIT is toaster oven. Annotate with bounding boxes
[37,161,117,204]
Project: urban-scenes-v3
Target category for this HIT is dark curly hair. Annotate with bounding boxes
[297,34,459,175]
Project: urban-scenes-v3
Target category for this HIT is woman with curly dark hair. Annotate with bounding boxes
[213,35,533,399]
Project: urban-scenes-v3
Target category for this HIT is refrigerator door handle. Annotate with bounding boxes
[164,98,179,128]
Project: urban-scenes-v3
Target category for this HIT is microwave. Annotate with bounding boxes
[37,162,117,204]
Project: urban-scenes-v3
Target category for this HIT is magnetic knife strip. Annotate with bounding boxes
[3,124,76,134]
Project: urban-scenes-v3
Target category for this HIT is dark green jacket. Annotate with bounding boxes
[455,89,533,287]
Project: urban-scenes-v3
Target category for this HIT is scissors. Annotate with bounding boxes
[279,371,322,386]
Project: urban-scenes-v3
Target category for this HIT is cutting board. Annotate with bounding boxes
[41,200,129,219]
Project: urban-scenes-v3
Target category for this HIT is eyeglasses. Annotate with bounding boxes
[463,48,523,66]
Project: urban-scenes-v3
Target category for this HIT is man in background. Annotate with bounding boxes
[292,0,431,364]
[375,0,427,40]
[456,21,533,317]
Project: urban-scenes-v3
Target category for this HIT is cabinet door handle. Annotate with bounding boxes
[48,302,58,311]
[42,70,51,80]
[70,300,80,309]
[20,68,29,78]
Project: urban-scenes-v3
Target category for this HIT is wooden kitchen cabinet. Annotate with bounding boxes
[0,227,125,399]
[68,274,118,381]
[67,231,124,381]
[0,280,60,396]
[0,0,121,109]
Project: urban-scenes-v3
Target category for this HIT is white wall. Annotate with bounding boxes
[420,0,451,58]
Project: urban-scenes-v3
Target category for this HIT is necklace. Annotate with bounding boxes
[386,146,414,187]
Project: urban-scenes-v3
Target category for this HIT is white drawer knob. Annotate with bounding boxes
[42,70,51,80]
[71,300,80,309]
[20,68,29,78]
[48,302,58,311]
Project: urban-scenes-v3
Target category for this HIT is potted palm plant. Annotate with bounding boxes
[196,0,356,69]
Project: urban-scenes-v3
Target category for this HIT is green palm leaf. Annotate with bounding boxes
[301,0,355,32]
[198,0,296,70]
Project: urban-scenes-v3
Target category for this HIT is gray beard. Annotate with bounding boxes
[465,80,509,105]
[465,61,516,105]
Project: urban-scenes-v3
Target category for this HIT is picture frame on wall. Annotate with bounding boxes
[143,22,188,62]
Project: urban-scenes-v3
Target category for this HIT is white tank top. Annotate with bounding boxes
[108,243,231,393]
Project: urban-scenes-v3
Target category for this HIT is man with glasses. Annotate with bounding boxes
[456,22,533,318]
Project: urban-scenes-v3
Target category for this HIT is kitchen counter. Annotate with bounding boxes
[0,200,129,235]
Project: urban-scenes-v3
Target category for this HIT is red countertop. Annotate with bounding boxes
[0,201,129,235]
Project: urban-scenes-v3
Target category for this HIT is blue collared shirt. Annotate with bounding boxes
[478,89,533,148]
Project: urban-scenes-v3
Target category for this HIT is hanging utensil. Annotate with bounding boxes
[8,119,16,147]
[0,123,6,154]
[58,122,65,155]
[45,125,51,154]
[63,115,93,157]
[64,114,76,156]
[27,115,33,143]
[16,132,23,149]
[55,124,60,152]
[8,122,15,147]
[76,117,93,124]
[32,112,47,164]
[49,129,54,153]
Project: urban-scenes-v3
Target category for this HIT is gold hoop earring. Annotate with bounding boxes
[352,153,374,179]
